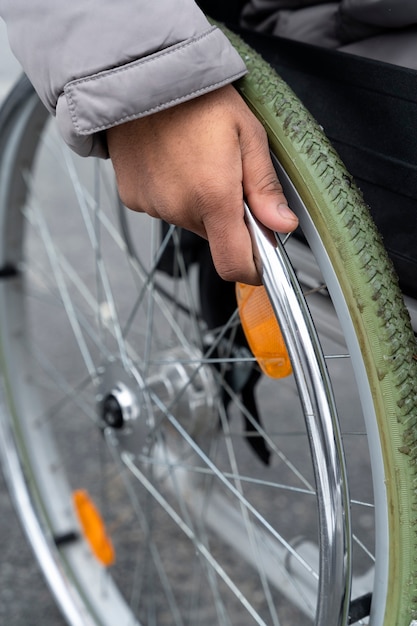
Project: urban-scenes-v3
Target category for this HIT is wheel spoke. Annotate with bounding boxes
[3,70,416,626]
[23,195,97,382]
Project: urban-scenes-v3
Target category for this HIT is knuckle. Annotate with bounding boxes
[242,115,268,149]
[117,188,137,211]
[214,257,241,283]
[257,170,284,195]
[117,186,156,217]
[189,183,232,228]
[214,253,259,285]
[190,178,227,209]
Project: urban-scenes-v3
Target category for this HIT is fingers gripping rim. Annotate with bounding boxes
[1,45,417,626]
[220,24,417,625]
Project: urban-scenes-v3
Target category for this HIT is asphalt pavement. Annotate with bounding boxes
[0,17,379,626]
[0,19,67,626]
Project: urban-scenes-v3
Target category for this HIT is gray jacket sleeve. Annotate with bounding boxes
[0,0,247,157]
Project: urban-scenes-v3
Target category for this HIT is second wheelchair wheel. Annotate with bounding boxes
[0,33,416,626]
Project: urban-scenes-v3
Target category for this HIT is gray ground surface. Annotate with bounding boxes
[0,22,66,625]
[0,463,67,625]
[0,18,376,626]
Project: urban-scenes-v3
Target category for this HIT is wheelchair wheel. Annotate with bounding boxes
[0,34,416,626]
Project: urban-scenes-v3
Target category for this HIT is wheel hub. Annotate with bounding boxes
[102,383,138,430]
[146,345,218,438]
[98,346,219,454]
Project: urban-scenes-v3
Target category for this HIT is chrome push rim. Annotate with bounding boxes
[0,82,380,626]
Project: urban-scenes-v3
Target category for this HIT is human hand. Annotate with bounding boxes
[107,85,298,285]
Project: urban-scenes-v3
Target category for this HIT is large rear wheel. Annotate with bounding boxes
[0,33,416,626]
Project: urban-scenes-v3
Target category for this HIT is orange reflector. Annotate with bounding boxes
[73,489,115,567]
[236,282,292,379]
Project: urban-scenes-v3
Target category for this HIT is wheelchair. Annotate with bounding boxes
[0,6,416,626]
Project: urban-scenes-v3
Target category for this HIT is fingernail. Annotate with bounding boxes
[277,203,297,222]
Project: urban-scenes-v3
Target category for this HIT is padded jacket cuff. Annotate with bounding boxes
[56,27,247,157]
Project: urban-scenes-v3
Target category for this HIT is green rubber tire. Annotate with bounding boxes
[223,26,417,625]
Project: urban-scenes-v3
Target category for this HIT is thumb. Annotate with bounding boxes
[240,122,299,234]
